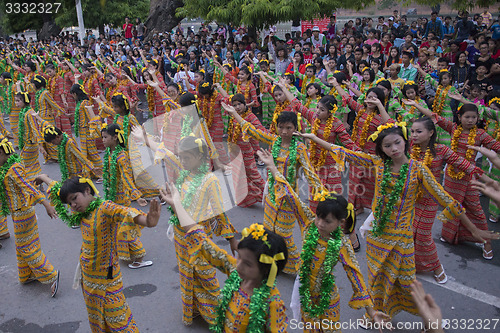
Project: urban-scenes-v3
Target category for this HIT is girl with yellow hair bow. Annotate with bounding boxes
[255,148,390,332]
[301,121,500,321]
[159,180,288,332]
[213,59,259,108]
[0,138,60,297]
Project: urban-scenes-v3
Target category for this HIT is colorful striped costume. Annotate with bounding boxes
[241,120,323,274]
[19,109,43,180]
[46,74,72,136]
[4,163,58,285]
[259,72,277,126]
[60,70,76,123]
[185,225,288,332]
[278,171,373,332]
[106,149,146,262]
[34,89,66,160]
[75,99,103,179]
[435,116,500,243]
[60,136,94,179]
[412,144,483,272]
[155,145,237,326]
[329,146,465,317]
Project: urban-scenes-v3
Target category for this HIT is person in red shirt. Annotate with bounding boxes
[123,17,133,45]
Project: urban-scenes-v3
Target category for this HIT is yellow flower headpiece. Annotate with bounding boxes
[113,92,129,110]
[201,82,210,88]
[376,78,386,84]
[330,105,338,114]
[0,138,14,155]
[404,80,416,86]
[334,70,342,74]
[223,62,232,69]
[305,63,313,68]
[489,97,500,106]
[79,177,99,196]
[312,190,355,232]
[297,113,302,132]
[247,66,253,73]
[260,59,270,65]
[439,69,449,73]
[368,121,408,142]
[101,123,108,130]
[43,125,58,136]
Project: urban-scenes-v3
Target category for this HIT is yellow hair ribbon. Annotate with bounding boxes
[79,177,99,196]
[194,138,204,153]
[0,138,14,154]
[305,63,313,68]
[78,84,88,95]
[43,126,58,135]
[199,69,205,74]
[297,113,302,132]
[404,80,415,86]
[115,129,125,144]
[201,82,210,88]
[376,78,385,84]
[346,203,355,232]
[34,76,42,83]
[334,70,341,74]
[259,253,285,287]
[141,67,148,74]
[19,91,30,104]
[113,92,129,110]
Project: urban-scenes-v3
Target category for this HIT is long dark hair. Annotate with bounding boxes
[101,123,126,148]
[70,84,89,101]
[59,177,96,204]
[412,116,437,157]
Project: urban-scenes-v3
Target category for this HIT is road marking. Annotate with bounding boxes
[417,274,500,308]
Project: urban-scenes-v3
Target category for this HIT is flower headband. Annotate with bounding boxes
[0,138,14,155]
[439,69,449,73]
[404,80,416,87]
[368,121,408,142]
[376,78,386,84]
[489,97,500,106]
[79,177,99,196]
[313,190,355,232]
[113,92,129,110]
[241,223,285,287]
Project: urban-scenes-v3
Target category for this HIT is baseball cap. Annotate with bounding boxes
[312,26,320,32]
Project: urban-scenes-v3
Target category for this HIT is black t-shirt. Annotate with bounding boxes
[338,53,355,70]
[469,75,493,92]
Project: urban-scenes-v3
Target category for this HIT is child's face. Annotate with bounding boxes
[411,121,434,145]
[178,150,203,171]
[307,85,318,97]
[441,74,451,86]
[14,96,24,108]
[232,100,246,114]
[471,88,481,97]
[51,134,64,146]
[460,111,478,129]
[381,133,406,160]
[273,90,286,103]
[390,48,398,57]
[112,103,125,115]
[314,212,342,239]
[371,62,380,71]
[277,121,296,141]
[66,188,95,213]
[101,130,118,148]
[167,86,179,99]
[236,248,263,282]
[405,88,417,100]
[315,102,330,121]
[305,67,314,77]
[389,67,397,77]
[194,73,203,82]
[437,62,447,71]
[476,66,487,76]
[363,71,371,81]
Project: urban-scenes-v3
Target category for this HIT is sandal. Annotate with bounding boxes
[128,260,153,269]
[0,232,10,240]
[483,249,494,260]
[433,266,448,284]
[439,237,447,243]
[51,271,60,297]
[358,313,373,330]
[352,234,361,252]
[95,178,103,184]
[489,215,498,223]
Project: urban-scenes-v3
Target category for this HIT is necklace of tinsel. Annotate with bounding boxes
[448,125,477,180]
[34,88,45,113]
[167,163,210,226]
[73,100,83,137]
[49,181,104,227]
[2,82,12,114]
[299,224,342,318]
[372,160,409,236]
[268,136,298,205]
[211,270,271,333]
[17,106,30,150]
[114,114,130,146]
[0,154,21,216]
[181,114,193,137]
[57,133,70,181]
[103,145,124,201]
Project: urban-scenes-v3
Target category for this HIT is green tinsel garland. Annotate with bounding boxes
[57,133,69,180]
[373,160,409,236]
[0,154,21,216]
[211,271,271,333]
[299,224,342,318]
[102,146,124,201]
[34,89,45,113]
[181,114,193,137]
[5,82,12,114]
[268,136,298,205]
[17,107,29,150]
[167,163,209,226]
[49,181,104,227]
[73,100,83,137]
[114,114,130,147]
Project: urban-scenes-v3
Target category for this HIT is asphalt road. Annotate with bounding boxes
[0,116,499,333]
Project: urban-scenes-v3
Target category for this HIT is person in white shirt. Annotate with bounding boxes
[309,26,326,53]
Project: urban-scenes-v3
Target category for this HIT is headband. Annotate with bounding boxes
[376,78,386,84]
[199,69,205,74]
[439,69,449,73]
[368,121,408,142]
[489,97,500,106]
[404,80,416,87]
[77,83,88,95]
[0,138,14,155]
[305,63,313,68]
[79,177,99,196]
[34,75,43,83]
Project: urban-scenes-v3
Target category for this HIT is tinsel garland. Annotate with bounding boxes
[299,224,342,318]
[114,114,130,146]
[34,88,45,113]
[17,107,29,150]
[0,154,21,216]
[372,160,409,236]
[102,146,124,201]
[167,163,210,225]
[73,100,83,137]
[268,136,297,206]
[181,114,193,137]
[49,181,104,227]
[211,271,271,333]
[57,133,69,180]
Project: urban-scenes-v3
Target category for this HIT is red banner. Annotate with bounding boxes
[301,17,331,33]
